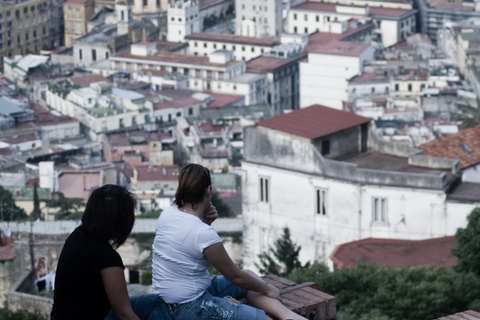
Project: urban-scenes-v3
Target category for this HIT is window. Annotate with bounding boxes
[408,83,412,92]
[242,4,245,9]
[259,176,269,203]
[105,51,109,59]
[293,13,297,20]
[304,27,308,34]
[304,14,308,21]
[194,42,197,47]
[316,15,319,22]
[91,49,96,61]
[188,108,193,115]
[176,112,181,117]
[251,47,254,52]
[76,8,80,18]
[213,44,217,49]
[372,198,387,222]
[204,43,207,48]
[395,83,399,91]
[68,7,72,17]
[293,26,297,33]
[119,118,124,128]
[241,46,245,51]
[315,188,327,215]
[371,87,375,93]
[321,139,330,156]
[79,49,82,60]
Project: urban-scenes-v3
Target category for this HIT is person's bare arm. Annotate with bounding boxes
[101,267,140,320]
[202,202,219,226]
[203,242,281,300]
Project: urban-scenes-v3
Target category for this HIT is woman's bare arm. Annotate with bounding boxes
[203,242,281,300]
[101,267,140,320]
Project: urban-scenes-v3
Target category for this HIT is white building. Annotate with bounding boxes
[109,44,268,105]
[167,0,201,42]
[184,33,280,61]
[300,40,374,109]
[46,83,152,141]
[241,105,479,271]
[287,1,417,47]
[235,0,283,39]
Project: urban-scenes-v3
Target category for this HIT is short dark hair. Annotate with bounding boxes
[174,163,211,208]
[81,184,136,247]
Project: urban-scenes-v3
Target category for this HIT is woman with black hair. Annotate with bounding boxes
[51,184,169,320]
[152,163,307,320]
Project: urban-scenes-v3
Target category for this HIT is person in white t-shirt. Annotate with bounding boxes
[152,163,307,320]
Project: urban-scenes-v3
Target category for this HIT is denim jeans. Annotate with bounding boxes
[105,294,172,320]
[163,276,266,320]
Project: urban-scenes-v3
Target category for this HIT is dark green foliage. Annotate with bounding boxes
[0,308,46,319]
[140,269,152,286]
[453,207,480,276]
[46,192,84,220]
[457,100,480,129]
[288,263,480,320]
[31,182,42,221]
[256,227,309,277]
[0,186,28,221]
[211,192,235,218]
[137,209,162,219]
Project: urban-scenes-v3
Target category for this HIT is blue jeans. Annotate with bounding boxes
[105,294,172,320]
[162,276,266,320]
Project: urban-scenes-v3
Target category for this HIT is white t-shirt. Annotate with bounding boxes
[152,205,222,304]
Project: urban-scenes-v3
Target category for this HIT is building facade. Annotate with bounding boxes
[64,0,94,48]
[241,105,479,271]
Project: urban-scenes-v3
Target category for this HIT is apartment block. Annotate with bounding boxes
[64,0,94,47]
[0,0,50,63]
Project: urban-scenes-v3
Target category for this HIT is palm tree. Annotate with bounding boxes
[457,99,480,129]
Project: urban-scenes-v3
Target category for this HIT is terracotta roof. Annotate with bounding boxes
[69,74,111,87]
[434,310,480,320]
[2,134,39,145]
[308,40,372,57]
[246,54,305,73]
[307,20,374,49]
[201,92,244,109]
[418,125,480,169]
[349,71,389,84]
[185,33,280,46]
[257,104,371,140]
[330,237,457,269]
[135,165,179,181]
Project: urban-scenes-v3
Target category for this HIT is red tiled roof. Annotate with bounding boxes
[257,104,371,140]
[434,310,480,320]
[69,74,111,87]
[200,92,244,109]
[307,20,374,49]
[246,54,306,73]
[418,125,480,169]
[330,237,457,269]
[0,148,12,156]
[135,165,179,181]
[308,40,372,57]
[2,134,39,145]
[196,121,225,133]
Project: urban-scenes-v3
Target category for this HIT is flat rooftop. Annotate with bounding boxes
[185,33,280,46]
[342,151,456,181]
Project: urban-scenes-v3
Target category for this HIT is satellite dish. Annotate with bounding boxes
[4,228,11,238]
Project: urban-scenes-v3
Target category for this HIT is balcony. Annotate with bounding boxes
[7,16,11,21]
[0,18,4,23]
[25,39,30,44]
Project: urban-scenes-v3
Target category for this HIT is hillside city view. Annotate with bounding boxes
[0,0,480,317]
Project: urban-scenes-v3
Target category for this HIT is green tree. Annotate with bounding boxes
[288,262,480,320]
[256,227,309,277]
[0,186,28,221]
[46,192,84,220]
[31,182,42,221]
[137,209,162,219]
[211,192,235,218]
[453,207,480,276]
[457,99,480,129]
